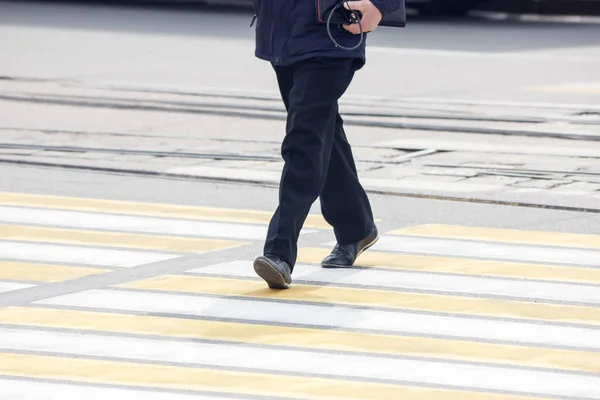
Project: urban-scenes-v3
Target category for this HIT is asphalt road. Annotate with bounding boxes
[2,0,600,105]
[3,164,599,233]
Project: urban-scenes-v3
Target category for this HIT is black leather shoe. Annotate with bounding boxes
[321,226,379,268]
[253,254,292,289]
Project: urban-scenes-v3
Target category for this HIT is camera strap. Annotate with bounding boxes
[318,0,364,51]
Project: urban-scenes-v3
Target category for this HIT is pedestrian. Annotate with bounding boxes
[252,0,404,289]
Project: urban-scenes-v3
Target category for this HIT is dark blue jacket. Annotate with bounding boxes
[251,0,402,68]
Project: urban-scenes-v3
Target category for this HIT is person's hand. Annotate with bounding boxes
[342,0,382,35]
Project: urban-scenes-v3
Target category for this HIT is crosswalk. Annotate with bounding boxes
[1,191,599,400]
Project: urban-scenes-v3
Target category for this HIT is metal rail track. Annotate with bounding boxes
[0,143,279,162]
[1,156,599,214]
[3,90,599,125]
[0,143,436,165]
[2,92,599,142]
[3,143,599,178]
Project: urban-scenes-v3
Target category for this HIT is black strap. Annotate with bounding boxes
[326,1,364,51]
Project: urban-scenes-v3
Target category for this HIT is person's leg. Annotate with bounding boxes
[273,64,294,111]
[256,57,358,288]
[319,111,375,245]
[318,110,379,268]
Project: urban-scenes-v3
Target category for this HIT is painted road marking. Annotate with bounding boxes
[2,194,600,400]
[0,191,330,229]
[391,224,600,250]
[118,275,600,326]
[190,260,600,304]
[0,205,305,240]
[0,241,179,268]
[297,247,600,284]
[0,261,108,283]
[2,307,598,374]
[0,353,546,400]
[0,379,243,400]
[1,327,598,398]
[369,236,600,267]
[0,282,34,293]
[37,289,600,350]
[0,225,245,254]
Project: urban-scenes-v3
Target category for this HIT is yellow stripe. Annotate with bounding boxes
[0,224,245,253]
[118,275,600,326]
[0,261,107,283]
[2,307,598,374]
[390,224,600,250]
[0,191,331,229]
[297,248,600,285]
[0,352,549,400]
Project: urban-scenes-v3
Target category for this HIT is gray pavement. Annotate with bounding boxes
[1,79,599,210]
[1,163,599,235]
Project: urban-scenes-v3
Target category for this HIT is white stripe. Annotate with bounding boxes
[0,242,178,268]
[0,206,286,240]
[189,261,600,305]
[2,327,599,398]
[368,236,600,267]
[0,282,34,293]
[0,379,244,400]
[38,290,600,350]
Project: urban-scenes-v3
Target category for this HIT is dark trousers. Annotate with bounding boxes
[263,57,375,270]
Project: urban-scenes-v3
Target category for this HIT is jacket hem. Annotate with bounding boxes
[255,51,366,67]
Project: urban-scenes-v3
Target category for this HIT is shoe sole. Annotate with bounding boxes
[322,235,379,269]
[253,258,290,289]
